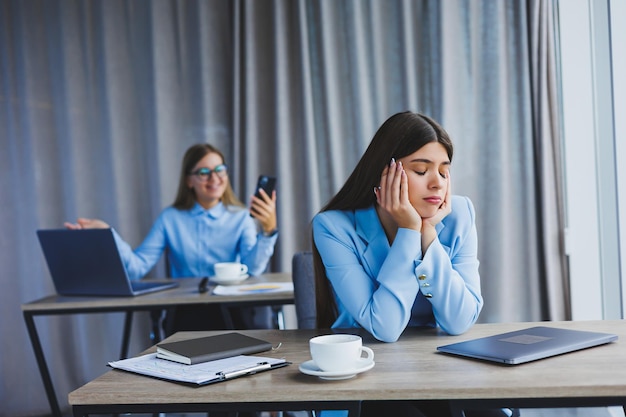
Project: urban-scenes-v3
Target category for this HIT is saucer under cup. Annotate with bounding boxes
[299,358,375,380]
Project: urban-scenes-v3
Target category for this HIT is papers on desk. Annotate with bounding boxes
[109,353,289,385]
[212,282,294,296]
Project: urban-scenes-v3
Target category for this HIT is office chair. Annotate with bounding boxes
[290,252,321,417]
[291,251,316,329]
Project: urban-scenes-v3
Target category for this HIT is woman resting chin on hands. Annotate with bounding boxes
[311,112,498,417]
[312,111,482,343]
[374,155,452,254]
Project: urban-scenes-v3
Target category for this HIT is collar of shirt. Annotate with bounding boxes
[190,201,227,219]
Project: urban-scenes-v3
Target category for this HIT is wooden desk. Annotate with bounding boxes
[22,273,293,417]
[68,320,626,417]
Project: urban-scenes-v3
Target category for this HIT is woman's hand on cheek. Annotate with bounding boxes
[375,159,422,231]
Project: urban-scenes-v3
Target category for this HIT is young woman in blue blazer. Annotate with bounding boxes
[313,112,510,417]
[313,111,482,341]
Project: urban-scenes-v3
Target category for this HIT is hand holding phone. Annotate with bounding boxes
[254,175,276,199]
[250,176,277,228]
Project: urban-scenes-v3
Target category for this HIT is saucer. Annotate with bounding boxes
[210,274,250,285]
[298,359,375,380]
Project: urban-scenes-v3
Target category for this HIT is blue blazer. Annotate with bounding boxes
[312,195,483,342]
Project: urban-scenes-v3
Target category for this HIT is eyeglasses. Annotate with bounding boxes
[190,164,228,180]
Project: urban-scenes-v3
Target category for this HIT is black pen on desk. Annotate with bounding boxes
[198,277,209,294]
[218,362,271,380]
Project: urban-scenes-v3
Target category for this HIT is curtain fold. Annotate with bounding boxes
[528,0,569,320]
[0,1,566,415]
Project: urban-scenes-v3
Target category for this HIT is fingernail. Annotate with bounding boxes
[391,157,395,164]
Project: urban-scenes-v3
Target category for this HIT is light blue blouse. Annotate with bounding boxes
[112,202,277,280]
[312,195,482,342]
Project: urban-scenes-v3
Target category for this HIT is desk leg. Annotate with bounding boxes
[149,309,164,344]
[220,304,235,329]
[347,401,361,417]
[23,311,62,417]
[449,401,466,417]
[120,311,133,359]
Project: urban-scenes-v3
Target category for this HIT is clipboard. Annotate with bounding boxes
[108,353,290,386]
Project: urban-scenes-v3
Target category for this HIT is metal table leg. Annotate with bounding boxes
[119,310,133,359]
[23,311,62,417]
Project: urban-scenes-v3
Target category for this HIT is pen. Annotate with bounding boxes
[198,277,209,294]
[218,362,271,380]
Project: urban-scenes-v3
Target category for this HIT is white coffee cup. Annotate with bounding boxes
[309,334,374,372]
[214,262,248,281]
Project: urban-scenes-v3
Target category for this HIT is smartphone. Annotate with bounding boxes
[254,175,276,199]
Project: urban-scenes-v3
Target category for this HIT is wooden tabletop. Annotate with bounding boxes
[69,320,626,408]
[22,272,293,313]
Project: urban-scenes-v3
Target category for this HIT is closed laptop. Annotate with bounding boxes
[437,326,618,365]
[37,228,178,296]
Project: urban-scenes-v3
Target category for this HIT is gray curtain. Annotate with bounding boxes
[0,0,566,415]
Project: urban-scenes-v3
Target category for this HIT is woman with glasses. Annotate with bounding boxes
[65,143,278,330]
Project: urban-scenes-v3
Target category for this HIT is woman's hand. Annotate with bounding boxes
[375,158,422,231]
[64,218,110,230]
[250,189,277,234]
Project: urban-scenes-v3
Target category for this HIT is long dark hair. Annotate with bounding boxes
[313,111,454,328]
[172,143,244,210]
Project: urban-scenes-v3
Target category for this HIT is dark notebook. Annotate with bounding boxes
[156,332,273,365]
[437,326,618,365]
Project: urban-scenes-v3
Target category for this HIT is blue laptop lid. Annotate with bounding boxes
[37,228,177,296]
[437,326,618,365]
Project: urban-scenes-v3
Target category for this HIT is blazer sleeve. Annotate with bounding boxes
[415,195,483,335]
[113,215,167,281]
[313,211,422,342]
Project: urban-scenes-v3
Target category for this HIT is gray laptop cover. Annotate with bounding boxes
[37,228,178,296]
[437,326,618,365]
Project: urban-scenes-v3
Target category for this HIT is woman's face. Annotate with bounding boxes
[186,152,228,209]
[398,142,450,219]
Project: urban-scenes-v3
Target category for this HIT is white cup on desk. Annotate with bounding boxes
[309,334,374,372]
[214,262,248,282]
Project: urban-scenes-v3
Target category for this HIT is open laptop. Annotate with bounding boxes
[37,228,178,296]
[437,326,618,365]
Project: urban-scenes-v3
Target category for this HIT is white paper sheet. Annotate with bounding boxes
[212,282,294,296]
[108,353,287,385]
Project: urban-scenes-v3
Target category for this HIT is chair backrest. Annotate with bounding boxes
[291,251,316,329]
